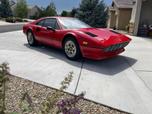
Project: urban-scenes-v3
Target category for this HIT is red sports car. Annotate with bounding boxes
[23,17,131,60]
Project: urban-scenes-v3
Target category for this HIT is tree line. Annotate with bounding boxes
[0,0,57,18]
[0,0,108,27]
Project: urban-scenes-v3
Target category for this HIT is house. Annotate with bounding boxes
[107,0,134,30]
[27,5,41,19]
[9,0,40,19]
[108,0,152,36]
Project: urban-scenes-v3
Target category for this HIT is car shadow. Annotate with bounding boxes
[82,56,136,75]
[24,44,137,76]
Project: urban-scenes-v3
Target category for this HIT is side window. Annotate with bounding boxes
[43,18,60,30]
[55,21,60,29]
[36,20,45,26]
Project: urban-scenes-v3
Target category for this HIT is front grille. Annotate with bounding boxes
[104,42,129,52]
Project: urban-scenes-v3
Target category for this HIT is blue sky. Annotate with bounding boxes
[27,0,112,13]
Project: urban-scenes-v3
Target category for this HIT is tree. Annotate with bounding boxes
[0,0,12,18]
[44,2,57,16]
[36,2,57,18]
[70,8,78,17]
[61,10,68,17]
[14,0,28,18]
[38,7,46,18]
[76,0,108,28]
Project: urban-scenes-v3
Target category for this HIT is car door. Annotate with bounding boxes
[34,19,45,42]
[47,18,63,48]
[34,18,57,46]
[41,18,61,46]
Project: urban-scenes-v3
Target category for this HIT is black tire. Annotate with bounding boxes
[27,30,37,46]
[63,37,81,60]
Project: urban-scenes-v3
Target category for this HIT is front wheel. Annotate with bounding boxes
[27,31,37,46]
[63,38,81,60]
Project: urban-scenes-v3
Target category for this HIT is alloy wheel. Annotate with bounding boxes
[27,32,34,45]
[64,40,77,58]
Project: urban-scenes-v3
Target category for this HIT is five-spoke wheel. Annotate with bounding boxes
[63,38,81,60]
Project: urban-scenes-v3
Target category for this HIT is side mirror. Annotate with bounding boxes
[47,26,56,32]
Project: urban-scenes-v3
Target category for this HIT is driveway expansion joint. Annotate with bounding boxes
[74,59,84,95]
[124,57,152,93]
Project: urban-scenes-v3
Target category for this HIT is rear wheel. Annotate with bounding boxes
[27,30,37,46]
[63,38,81,60]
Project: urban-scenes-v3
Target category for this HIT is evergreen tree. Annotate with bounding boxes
[45,2,57,16]
[14,0,28,18]
[61,10,68,17]
[39,7,46,18]
[39,2,57,18]
[70,8,78,17]
[0,0,12,18]
[76,0,108,28]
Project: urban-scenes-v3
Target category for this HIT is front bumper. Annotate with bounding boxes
[81,46,125,60]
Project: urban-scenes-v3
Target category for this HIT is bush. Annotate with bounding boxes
[5,17,25,23]
[0,63,9,114]
[15,17,23,22]
[5,17,16,23]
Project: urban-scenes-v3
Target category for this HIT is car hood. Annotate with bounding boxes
[78,28,131,46]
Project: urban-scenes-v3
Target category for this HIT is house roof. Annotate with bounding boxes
[113,0,135,8]
[28,5,41,11]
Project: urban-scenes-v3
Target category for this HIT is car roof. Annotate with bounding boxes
[40,16,75,20]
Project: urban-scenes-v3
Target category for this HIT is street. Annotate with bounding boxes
[0,31,152,114]
[0,23,25,33]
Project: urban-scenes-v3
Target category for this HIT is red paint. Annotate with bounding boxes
[23,17,131,60]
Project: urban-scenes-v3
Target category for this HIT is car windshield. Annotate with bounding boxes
[59,18,91,29]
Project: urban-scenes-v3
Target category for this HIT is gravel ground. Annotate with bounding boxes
[5,75,129,114]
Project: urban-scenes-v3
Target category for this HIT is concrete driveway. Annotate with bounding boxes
[0,31,152,114]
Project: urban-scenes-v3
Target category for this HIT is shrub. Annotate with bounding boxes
[15,17,23,22]
[0,63,9,114]
[57,93,85,114]
[0,63,85,114]
[5,17,16,23]
[40,72,85,114]
[40,72,74,114]
[5,17,25,23]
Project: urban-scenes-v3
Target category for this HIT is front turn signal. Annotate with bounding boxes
[83,41,88,45]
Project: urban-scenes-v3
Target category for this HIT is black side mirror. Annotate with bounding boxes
[47,26,56,32]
